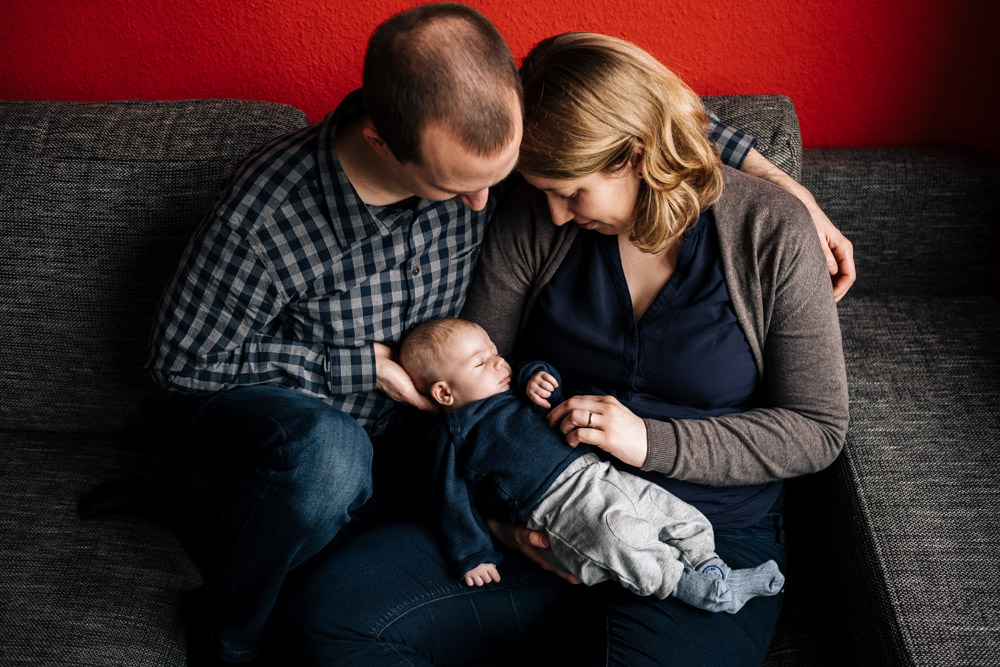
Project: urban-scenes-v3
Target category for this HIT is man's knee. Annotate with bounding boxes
[262,401,374,521]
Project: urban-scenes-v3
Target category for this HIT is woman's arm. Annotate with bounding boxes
[645,171,849,485]
[547,171,848,485]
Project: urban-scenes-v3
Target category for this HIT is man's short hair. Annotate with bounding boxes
[363,3,522,165]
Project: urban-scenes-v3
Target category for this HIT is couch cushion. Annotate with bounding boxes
[0,100,308,434]
[812,295,1000,664]
[0,431,198,665]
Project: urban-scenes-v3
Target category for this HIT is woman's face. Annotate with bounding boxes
[521,163,642,236]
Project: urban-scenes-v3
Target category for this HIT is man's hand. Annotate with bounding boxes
[526,371,559,409]
[740,148,856,301]
[486,519,580,584]
[464,562,501,586]
[810,204,856,302]
[373,342,438,412]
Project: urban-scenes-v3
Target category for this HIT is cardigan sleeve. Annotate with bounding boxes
[642,169,849,485]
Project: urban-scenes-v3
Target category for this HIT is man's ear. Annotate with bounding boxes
[430,381,454,408]
[362,126,393,159]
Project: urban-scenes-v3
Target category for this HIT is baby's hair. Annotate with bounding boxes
[400,317,482,395]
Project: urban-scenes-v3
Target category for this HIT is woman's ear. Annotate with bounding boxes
[430,381,454,408]
[631,142,646,178]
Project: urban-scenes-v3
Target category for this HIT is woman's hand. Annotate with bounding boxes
[546,394,648,468]
[373,342,438,413]
[486,519,580,584]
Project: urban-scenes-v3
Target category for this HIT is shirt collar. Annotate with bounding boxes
[316,89,391,247]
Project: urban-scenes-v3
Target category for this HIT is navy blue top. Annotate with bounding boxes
[429,362,587,576]
[518,211,782,527]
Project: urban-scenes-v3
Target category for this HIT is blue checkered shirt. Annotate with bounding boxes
[148,91,753,430]
[706,108,756,167]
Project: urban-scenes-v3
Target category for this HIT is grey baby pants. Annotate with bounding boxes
[526,452,717,598]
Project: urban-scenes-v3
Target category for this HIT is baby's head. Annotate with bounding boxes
[400,318,512,411]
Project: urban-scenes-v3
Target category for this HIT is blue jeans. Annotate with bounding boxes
[284,513,787,666]
[166,386,374,663]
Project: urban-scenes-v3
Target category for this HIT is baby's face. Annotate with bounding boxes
[439,326,512,409]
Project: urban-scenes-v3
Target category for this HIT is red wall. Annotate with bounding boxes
[2,0,997,154]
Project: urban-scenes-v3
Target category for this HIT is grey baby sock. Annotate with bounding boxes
[673,557,784,613]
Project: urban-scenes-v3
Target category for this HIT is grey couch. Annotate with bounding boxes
[1,96,997,666]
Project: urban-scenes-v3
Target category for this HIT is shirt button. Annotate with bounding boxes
[411,266,421,276]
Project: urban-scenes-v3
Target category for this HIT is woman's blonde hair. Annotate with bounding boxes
[518,32,723,253]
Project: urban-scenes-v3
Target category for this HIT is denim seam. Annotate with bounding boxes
[371,576,555,640]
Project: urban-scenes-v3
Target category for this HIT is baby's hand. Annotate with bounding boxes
[464,563,501,586]
[526,371,559,409]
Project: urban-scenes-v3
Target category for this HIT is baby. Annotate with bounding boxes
[399,317,784,613]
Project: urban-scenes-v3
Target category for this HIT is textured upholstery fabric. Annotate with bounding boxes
[0,433,199,666]
[803,148,1000,296]
[813,295,1000,665]
[0,100,308,434]
[704,94,802,180]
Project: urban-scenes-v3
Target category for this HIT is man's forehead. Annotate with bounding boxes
[421,134,518,192]
[418,108,522,193]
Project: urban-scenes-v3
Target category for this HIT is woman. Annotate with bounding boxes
[287,33,847,666]
[459,32,849,664]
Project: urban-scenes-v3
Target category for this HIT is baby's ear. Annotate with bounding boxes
[430,381,453,407]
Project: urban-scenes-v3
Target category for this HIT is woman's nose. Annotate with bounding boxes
[546,194,574,226]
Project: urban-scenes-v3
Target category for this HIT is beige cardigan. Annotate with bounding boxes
[461,167,849,486]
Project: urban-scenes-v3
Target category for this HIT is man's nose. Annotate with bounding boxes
[457,188,489,211]
[546,194,574,226]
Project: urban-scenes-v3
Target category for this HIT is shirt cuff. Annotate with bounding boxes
[325,344,378,395]
[641,418,680,475]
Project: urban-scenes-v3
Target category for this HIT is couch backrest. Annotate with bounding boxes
[0,95,799,436]
[0,100,308,434]
[803,147,1000,297]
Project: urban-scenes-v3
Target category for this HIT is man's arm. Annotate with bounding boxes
[148,217,374,398]
[740,149,856,301]
[706,110,856,301]
[373,342,438,412]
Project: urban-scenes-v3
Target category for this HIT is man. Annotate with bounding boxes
[147,3,854,663]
